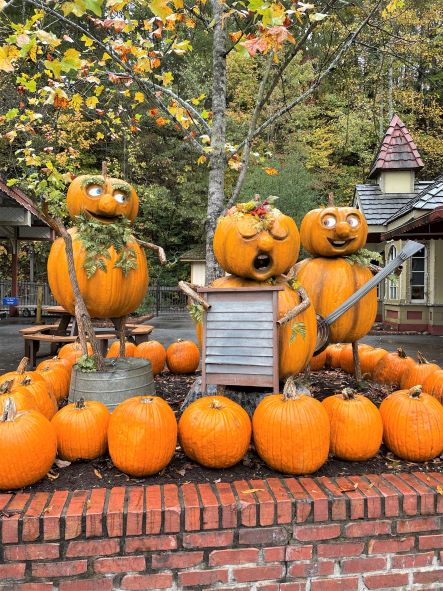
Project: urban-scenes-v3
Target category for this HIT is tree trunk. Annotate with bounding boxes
[206,0,227,285]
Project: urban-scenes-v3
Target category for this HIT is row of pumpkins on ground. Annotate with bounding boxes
[1,340,443,491]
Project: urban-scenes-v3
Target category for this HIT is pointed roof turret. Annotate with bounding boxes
[368,114,424,179]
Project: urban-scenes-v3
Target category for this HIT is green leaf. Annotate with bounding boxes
[187,303,204,323]
[289,321,306,344]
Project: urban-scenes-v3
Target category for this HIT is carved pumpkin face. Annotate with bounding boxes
[300,206,368,257]
[213,204,300,280]
[66,175,139,223]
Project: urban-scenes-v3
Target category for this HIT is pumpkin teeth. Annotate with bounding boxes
[253,253,272,271]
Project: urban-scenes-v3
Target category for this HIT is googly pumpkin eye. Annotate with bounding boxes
[322,214,336,229]
[86,184,103,198]
[114,191,128,204]
[347,214,360,228]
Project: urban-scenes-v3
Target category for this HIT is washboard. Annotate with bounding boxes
[198,286,282,392]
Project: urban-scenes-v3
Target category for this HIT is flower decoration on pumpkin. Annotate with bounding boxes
[226,194,281,231]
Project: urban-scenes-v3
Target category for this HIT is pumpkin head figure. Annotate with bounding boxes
[213,196,300,280]
[300,200,367,257]
[66,174,139,223]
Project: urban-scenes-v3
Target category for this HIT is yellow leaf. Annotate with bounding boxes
[96,131,105,139]
[134,91,145,103]
[86,96,99,108]
[0,45,20,72]
[197,155,207,165]
[241,488,265,494]
[36,30,61,48]
[264,167,279,175]
[437,485,443,495]
[161,71,173,86]
[72,93,84,111]
[94,468,103,479]
[149,0,173,20]
[81,34,94,48]
[229,31,243,43]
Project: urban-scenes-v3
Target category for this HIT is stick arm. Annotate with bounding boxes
[277,285,311,325]
[136,239,167,265]
[178,281,211,310]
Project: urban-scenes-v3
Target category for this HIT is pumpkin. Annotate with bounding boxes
[360,347,389,378]
[0,381,38,414]
[166,340,200,374]
[51,398,110,461]
[106,340,137,358]
[399,352,440,390]
[310,348,328,371]
[252,377,330,474]
[423,371,443,404]
[213,197,300,280]
[211,275,316,378]
[380,386,443,462]
[297,257,377,343]
[58,342,93,368]
[47,227,148,319]
[179,396,251,468]
[134,341,166,375]
[339,343,373,374]
[108,396,177,476]
[322,388,383,461]
[36,359,71,402]
[0,398,57,490]
[0,357,36,390]
[372,348,416,386]
[300,203,368,257]
[66,174,139,223]
[326,344,346,369]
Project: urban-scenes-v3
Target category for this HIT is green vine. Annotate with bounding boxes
[187,303,205,323]
[289,321,306,344]
[75,354,97,372]
[345,248,398,284]
[76,214,138,278]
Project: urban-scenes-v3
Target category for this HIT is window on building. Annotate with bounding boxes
[388,246,398,300]
[410,245,426,301]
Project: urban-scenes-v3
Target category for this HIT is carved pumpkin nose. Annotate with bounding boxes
[335,222,351,239]
[257,232,274,252]
[98,195,118,216]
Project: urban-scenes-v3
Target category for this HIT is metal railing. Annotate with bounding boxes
[0,280,57,311]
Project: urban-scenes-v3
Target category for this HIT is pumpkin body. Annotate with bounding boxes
[253,386,330,474]
[372,349,416,386]
[400,355,440,390]
[339,344,373,374]
[134,341,166,375]
[179,396,251,468]
[0,372,57,420]
[51,399,110,461]
[0,400,57,490]
[48,228,148,318]
[108,396,177,476]
[58,342,93,368]
[297,257,376,343]
[0,386,39,414]
[326,344,345,368]
[322,391,383,461]
[300,205,368,257]
[310,349,328,371]
[211,275,316,378]
[423,371,443,404]
[360,348,389,378]
[380,387,443,461]
[166,340,200,374]
[36,361,71,402]
[106,341,137,358]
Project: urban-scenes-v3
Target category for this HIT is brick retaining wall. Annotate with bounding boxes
[1,472,443,590]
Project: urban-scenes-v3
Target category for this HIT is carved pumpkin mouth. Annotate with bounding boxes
[85,210,122,224]
[253,253,272,272]
[327,238,355,249]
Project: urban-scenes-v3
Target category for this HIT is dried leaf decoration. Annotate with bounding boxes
[241,488,265,494]
[94,468,103,479]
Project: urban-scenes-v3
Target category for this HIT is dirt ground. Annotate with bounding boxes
[12,368,443,495]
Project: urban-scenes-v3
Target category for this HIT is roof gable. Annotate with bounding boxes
[368,114,424,179]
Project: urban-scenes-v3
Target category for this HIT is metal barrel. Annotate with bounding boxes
[69,357,155,411]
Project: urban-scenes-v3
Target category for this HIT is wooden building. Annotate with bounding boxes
[353,115,443,334]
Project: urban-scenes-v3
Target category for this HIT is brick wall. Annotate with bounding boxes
[1,472,443,590]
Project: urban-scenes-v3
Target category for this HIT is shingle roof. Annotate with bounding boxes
[368,115,424,179]
[354,181,432,225]
[385,174,443,223]
[180,244,206,262]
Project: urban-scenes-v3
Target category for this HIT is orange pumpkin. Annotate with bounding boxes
[380,386,443,462]
[210,275,316,378]
[106,341,137,358]
[423,370,443,404]
[134,341,166,375]
[252,378,330,474]
[51,398,110,461]
[0,381,38,414]
[372,348,416,386]
[400,352,440,390]
[0,398,57,490]
[36,359,71,402]
[179,396,251,468]
[108,396,177,476]
[297,257,377,343]
[326,344,346,368]
[310,349,328,371]
[213,197,300,280]
[339,343,373,374]
[58,342,93,368]
[360,347,389,378]
[322,388,383,461]
[166,340,200,374]
[300,204,368,257]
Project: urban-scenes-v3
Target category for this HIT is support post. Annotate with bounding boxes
[352,341,362,382]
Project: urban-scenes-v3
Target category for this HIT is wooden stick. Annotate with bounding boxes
[277,285,311,325]
[353,341,362,381]
[178,281,211,310]
[136,239,167,265]
[102,161,108,178]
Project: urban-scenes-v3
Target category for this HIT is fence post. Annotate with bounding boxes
[35,285,43,324]
[156,283,160,317]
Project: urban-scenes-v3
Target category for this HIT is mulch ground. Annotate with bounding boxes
[14,369,443,495]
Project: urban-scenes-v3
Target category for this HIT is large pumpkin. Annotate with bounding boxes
[372,348,416,386]
[58,342,93,368]
[213,197,300,280]
[300,204,367,257]
[297,257,376,343]
[106,341,137,358]
[179,396,251,468]
[210,275,316,378]
[423,370,443,405]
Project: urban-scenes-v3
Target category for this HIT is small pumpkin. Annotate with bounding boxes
[0,398,57,490]
[106,341,137,358]
[36,359,71,402]
[252,377,330,474]
[322,388,383,461]
[400,352,440,390]
[134,341,166,375]
[58,342,93,368]
[339,343,373,374]
[108,395,177,476]
[372,348,416,386]
[179,396,251,468]
[380,385,443,462]
[360,347,389,378]
[326,344,346,368]
[310,349,328,371]
[166,340,200,374]
[423,370,443,405]
[0,381,38,414]
[51,398,110,461]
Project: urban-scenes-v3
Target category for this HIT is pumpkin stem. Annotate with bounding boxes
[341,388,357,400]
[210,398,223,410]
[417,351,429,365]
[16,357,28,374]
[141,397,154,404]
[75,398,86,410]
[327,192,335,207]
[0,398,17,422]
[0,380,13,394]
[408,385,422,398]
[282,376,304,401]
[21,377,31,387]
[397,348,407,358]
